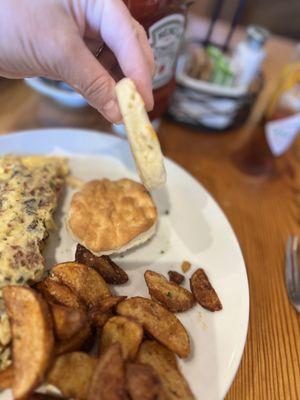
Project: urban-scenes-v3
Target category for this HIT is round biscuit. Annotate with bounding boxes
[67,179,157,255]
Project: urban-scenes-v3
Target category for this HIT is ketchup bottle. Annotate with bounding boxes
[124,1,193,120]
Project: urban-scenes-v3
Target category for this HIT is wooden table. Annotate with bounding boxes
[0,35,299,400]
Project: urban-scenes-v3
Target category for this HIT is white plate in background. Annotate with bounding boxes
[24,78,87,107]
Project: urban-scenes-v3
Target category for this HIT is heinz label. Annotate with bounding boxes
[149,14,185,90]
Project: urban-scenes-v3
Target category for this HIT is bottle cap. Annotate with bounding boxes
[246,25,269,47]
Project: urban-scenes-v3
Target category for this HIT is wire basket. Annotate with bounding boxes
[167,52,264,131]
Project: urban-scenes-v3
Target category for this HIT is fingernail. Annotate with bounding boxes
[101,99,122,124]
[114,118,123,125]
[146,96,154,112]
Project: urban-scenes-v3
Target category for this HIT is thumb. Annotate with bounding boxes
[59,36,121,123]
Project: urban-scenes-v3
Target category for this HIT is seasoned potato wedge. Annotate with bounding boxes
[51,262,110,307]
[75,244,128,284]
[137,340,195,400]
[55,324,92,355]
[126,362,161,400]
[3,286,54,400]
[117,297,190,358]
[88,343,127,400]
[50,303,87,340]
[100,316,143,360]
[0,365,13,390]
[35,277,84,310]
[190,269,222,312]
[89,310,112,328]
[144,270,194,312]
[96,296,127,313]
[88,296,126,328]
[47,352,97,400]
[168,270,184,285]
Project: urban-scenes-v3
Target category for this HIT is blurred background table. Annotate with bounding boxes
[0,23,299,400]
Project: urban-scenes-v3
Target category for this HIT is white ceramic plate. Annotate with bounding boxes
[0,129,249,400]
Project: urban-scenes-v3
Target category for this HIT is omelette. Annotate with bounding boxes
[0,155,68,367]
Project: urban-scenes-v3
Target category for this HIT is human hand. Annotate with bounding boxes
[0,0,154,123]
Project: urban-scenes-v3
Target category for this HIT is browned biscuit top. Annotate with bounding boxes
[67,179,157,254]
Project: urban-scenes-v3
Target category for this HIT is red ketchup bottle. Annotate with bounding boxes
[124,1,193,120]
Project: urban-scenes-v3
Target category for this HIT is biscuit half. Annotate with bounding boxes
[67,179,157,256]
[115,78,166,191]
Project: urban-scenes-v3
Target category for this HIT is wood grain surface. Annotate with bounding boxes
[0,33,299,400]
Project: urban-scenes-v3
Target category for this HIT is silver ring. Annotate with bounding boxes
[95,43,104,58]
